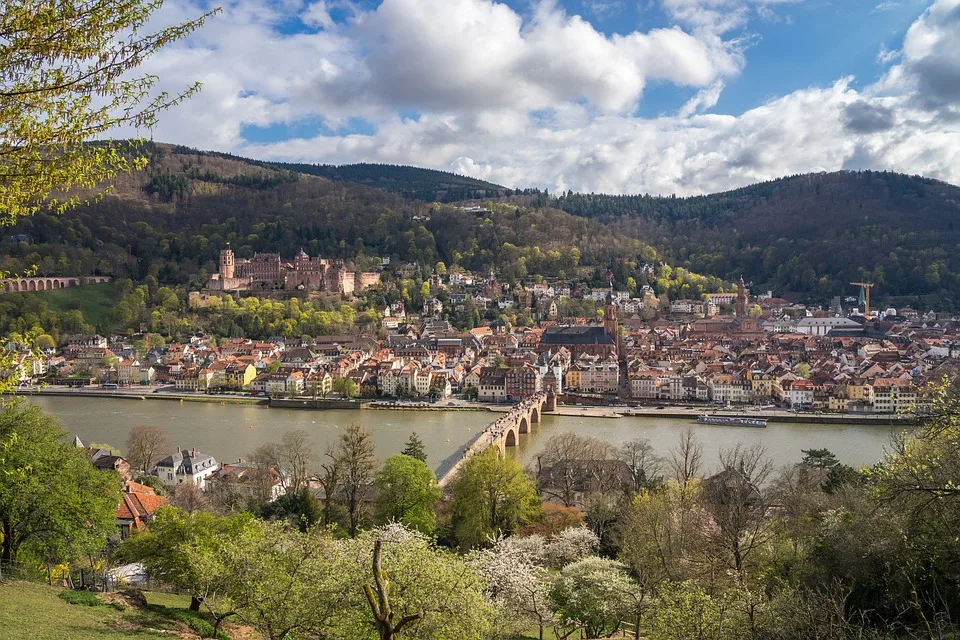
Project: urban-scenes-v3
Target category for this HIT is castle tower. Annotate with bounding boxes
[220,246,235,280]
[736,277,747,318]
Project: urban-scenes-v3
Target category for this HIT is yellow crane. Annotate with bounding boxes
[850,281,874,318]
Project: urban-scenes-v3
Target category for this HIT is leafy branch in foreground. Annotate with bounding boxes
[0,0,218,223]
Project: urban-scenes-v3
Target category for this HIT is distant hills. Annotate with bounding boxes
[10,142,960,309]
[553,171,960,307]
[167,146,506,203]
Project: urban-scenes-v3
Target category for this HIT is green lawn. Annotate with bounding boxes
[31,281,122,328]
[0,580,231,640]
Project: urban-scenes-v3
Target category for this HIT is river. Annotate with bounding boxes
[26,396,905,474]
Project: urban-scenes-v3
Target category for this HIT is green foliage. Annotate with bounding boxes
[0,403,121,563]
[550,556,643,639]
[336,526,494,640]
[257,487,320,532]
[450,448,541,550]
[132,474,166,496]
[374,455,440,534]
[400,432,428,463]
[119,506,255,607]
[645,580,731,640]
[0,2,216,222]
[556,171,960,305]
[800,448,839,469]
[57,590,103,607]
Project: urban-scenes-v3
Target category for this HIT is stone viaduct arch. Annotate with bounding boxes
[1,276,109,294]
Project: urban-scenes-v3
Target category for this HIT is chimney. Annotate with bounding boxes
[191,447,196,457]
[177,446,181,454]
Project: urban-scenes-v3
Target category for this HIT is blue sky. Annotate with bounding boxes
[136,0,960,194]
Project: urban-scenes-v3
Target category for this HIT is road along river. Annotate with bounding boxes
[25,396,905,475]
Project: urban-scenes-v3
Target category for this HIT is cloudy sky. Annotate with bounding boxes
[135,0,960,194]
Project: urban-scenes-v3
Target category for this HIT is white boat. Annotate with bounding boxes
[697,414,767,427]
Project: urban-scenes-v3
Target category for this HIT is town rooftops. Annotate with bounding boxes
[540,325,614,345]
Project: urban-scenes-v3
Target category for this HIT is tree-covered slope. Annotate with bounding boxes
[555,171,960,306]
[1,143,722,303]
[162,145,506,203]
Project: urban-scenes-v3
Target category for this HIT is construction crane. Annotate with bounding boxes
[850,282,874,318]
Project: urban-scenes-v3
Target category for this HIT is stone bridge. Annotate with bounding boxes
[438,392,557,487]
[1,276,111,293]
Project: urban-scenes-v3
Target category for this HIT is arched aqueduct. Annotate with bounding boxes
[1,276,111,293]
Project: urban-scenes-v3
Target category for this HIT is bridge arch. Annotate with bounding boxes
[518,416,530,434]
[530,405,541,423]
[504,427,517,447]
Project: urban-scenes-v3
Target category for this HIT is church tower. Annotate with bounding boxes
[736,277,747,318]
[604,292,618,340]
[219,246,235,280]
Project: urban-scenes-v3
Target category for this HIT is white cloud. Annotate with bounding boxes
[123,0,960,195]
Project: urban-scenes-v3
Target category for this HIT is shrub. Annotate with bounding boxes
[58,589,103,607]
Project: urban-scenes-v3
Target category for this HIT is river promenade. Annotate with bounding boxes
[12,385,915,426]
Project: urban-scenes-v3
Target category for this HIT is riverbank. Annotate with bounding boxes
[13,388,266,405]
[13,388,914,425]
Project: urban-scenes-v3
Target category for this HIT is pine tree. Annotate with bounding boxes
[401,432,427,463]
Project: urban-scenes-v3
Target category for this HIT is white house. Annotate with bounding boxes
[154,447,219,490]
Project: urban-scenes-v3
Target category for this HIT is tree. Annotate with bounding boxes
[126,424,168,473]
[470,536,555,640]
[793,362,811,379]
[279,429,313,493]
[703,444,776,578]
[133,473,166,496]
[450,448,541,550]
[619,481,708,588]
[668,427,702,490]
[801,448,840,469]
[401,432,428,463]
[333,377,359,398]
[169,480,210,514]
[375,454,440,534]
[0,403,120,563]
[543,526,600,570]
[1,0,217,223]
[550,556,644,639]
[336,525,493,640]
[258,488,320,532]
[218,520,346,640]
[121,506,253,611]
[646,580,730,640]
[336,423,378,537]
[618,437,663,493]
[535,433,614,508]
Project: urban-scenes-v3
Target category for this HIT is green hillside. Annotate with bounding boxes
[0,580,232,640]
[554,171,960,306]
[27,282,121,327]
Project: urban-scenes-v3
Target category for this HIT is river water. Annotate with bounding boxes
[26,397,905,474]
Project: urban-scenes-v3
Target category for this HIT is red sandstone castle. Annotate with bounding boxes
[206,247,380,295]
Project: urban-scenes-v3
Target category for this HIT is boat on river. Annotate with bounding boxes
[697,414,767,427]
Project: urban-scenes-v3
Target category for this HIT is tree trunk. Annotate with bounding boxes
[190,596,203,611]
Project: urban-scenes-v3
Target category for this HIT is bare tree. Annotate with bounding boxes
[336,423,377,537]
[668,428,703,490]
[617,437,662,493]
[170,481,211,514]
[703,444,776,578]
[280,430,313,493]
[126,424,169,473]
[318,445,342,526]
[535,433,613,507]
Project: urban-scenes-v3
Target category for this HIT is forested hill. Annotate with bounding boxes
[165,145,507,203]
[0,143,724,303]
[268,162,506,203]
[555,171,960,307]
